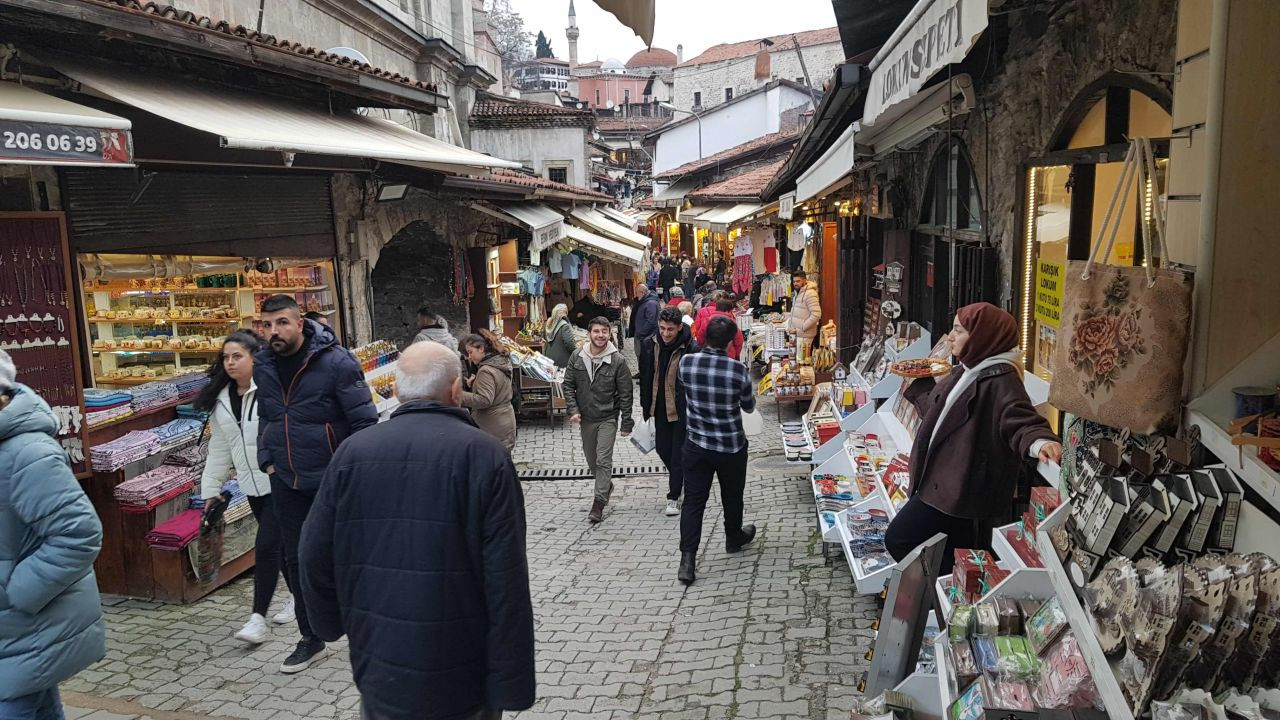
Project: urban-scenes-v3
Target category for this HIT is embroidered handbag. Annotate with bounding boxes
[1048,138,1192,434]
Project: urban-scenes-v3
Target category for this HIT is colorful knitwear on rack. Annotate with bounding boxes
[90,430,161,472]
[114,465,199,512]
[146,509,202,550]
[130,381,180,412]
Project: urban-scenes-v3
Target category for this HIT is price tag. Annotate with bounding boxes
[0,120,132,165]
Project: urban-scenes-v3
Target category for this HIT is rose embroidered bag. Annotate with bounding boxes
[1048,138,1192,434]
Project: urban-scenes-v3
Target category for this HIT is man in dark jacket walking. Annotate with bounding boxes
[638,307,699,518]
[255,294,379,673]
[627,284,661,358]
[299,341,534,720]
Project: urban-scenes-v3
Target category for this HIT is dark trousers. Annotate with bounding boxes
[247,493,285,617]
[271,475,317,641]
[884,496,980,575]
[654,416,686,501]
[679,441,748,553]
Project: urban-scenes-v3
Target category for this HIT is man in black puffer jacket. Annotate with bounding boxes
[255,295,378,674]
[299,341,535,720]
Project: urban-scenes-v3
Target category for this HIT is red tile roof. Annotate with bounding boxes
[688,159,786,201]
[486,169,611,200]
[595,116,670,132]
[627,48,678,68]
[679,27,841,68]
[654,130,799,180]
[471,97,595,128]
[83,0,439,93]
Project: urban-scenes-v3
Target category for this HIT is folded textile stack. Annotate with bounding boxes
[176,404,210,422]
[84,388,134,428]
[171,373,210,402]
[130,381,180,413]
[222,479,252,524]
[164,441,209,469]
[114,465,199,512]
[146,509,202,550]
[90,430,160,472]
[152,418,205,453]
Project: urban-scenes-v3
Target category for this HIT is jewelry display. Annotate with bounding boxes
[1,218,87,474]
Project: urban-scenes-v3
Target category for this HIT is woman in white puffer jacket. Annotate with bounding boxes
[194,329,293,645]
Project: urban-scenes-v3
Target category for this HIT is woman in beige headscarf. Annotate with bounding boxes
[543,303,577,368]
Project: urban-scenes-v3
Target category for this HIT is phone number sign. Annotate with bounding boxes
[0,120,133,165]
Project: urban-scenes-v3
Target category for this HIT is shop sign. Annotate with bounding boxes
[779,192,796,220]
[0,120,133,165]
[531,220,564,252]
[863,0,988,127]
[1034,258,1064,328]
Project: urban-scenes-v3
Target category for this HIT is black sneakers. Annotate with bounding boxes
[280,638,326,674]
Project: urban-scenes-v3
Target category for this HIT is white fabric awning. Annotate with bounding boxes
[795,122,856,203]
[679,205,713,223]
[856,75,974,158]
[597,206,640,230]
[569,208,651,248]
[54,60,520,172]
[563,224,644,268]
[0,81,134,166]
[490,202,566,252]
[627,209,661,222]
[653,179,698,207]
[863,0,990,127]
[694,203,766,233]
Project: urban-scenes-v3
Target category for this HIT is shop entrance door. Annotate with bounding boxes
[909,234,936,334]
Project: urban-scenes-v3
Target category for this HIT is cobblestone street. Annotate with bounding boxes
[64,370,879,720]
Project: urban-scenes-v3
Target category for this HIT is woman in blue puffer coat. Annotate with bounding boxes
[0,349,105,719]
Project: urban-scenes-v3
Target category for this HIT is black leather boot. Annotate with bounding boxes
[727,524,757,553]
[678,551,696,585]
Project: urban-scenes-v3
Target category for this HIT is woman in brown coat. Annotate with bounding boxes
[460,332,518,452]
[884,302,1062,573]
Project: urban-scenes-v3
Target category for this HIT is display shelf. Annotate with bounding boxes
[106,287,243,296]
[94,374,176,387]
[1187,408,1280,515]
[836,496,896,595]
[88,318,175,325]
[252,285,327,292]
[84,400,178,433]
[991,521,1028,570]
[934,635,956,713]
[94,348,219,355]
[812,452,856,543]
[867,330,933,399]
[363,363,398,383]
[894,671,942,720]
[856,403,914,456]
[1034,504,1134,720]
[374,396,400,415]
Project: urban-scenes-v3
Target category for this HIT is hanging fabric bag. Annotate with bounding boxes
[1048,138,1193,434]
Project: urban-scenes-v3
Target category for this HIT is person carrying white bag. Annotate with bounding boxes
[637,307,700,517]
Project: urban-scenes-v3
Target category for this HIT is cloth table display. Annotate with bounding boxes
[130,381,180,413]
[86,404,133,428]
[164,441,209,469]
[171,372,209,402]
[151,418,205,453]
[114,465,199,512]
[146,509,202,550]
[221,479,253,524]
[85,388,135,427]
[90,430,161,471]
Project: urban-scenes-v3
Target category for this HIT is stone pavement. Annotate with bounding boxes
[64,358,880,720]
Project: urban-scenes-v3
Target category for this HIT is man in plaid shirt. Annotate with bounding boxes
[676,316,757,585]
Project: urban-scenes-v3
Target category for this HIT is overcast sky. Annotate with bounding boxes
[510,0,838,65]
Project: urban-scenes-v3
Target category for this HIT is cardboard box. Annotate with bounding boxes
[953,549,995,597]
[1027,486,1061,534]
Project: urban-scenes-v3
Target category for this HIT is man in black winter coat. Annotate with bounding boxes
[299,341,535,720]
[255,295,378,674]
[638,307,699,517]
[627,285,661,356]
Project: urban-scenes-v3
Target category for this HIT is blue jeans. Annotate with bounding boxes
[0,689,64,720]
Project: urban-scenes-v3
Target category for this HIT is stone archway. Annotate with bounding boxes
[369,220,469,348]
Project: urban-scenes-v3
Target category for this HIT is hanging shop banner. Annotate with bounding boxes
[778,192,796,220]
[0,120,133,165]
[863,0,988,128]
[1034,257,1064,328]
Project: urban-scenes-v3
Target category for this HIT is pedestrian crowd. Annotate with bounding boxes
[0,280,760,720]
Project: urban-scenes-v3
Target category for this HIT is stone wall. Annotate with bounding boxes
[671,42,843,112]
[369,220,468,347]
[866,0,1177,307]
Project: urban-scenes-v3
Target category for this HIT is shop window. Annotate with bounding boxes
[724,87,733,102]
[595,89,601,106]
[1020,80,1172,387]
[624,89,630,105]
[693,91,702,107]
[547,166,568,184]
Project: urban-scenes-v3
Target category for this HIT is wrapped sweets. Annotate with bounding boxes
[995,635,1042,681]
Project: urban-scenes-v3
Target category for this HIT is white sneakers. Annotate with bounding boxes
[273,596,296,625]
[234,613,270,644]
[665,499,680,516]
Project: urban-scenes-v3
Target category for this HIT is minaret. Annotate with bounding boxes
[566,0,580,71]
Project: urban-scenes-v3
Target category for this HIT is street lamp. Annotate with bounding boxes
[659,101,703,160]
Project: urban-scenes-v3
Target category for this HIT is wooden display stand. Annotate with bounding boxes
[84,406,252,602]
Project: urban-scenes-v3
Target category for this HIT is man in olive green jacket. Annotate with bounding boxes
[563,317,635,523]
